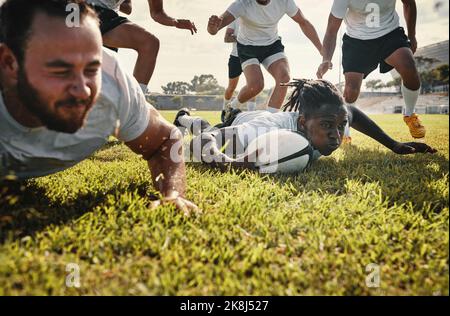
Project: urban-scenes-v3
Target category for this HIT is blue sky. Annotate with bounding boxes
[114,0,448,93]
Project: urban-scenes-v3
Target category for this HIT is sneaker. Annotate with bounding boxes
[404,113,426,139]
[221,102,234,123]
[173,108,191,127]
[220,110,226,123]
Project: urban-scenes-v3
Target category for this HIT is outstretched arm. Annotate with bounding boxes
[290,9,322,54]
[119,0,132,15]
[208,11,235,36]
[126,105,199,215]
[348,106,436,155]
[148,0,197,34]
[402,0,417,53]
[317,13,342,79]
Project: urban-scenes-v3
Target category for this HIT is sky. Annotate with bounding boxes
[113,0,449,93]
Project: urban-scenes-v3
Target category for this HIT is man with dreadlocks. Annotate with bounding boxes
[173,79,436,171]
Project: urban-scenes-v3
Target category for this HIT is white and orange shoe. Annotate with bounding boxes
[404,113,426,139]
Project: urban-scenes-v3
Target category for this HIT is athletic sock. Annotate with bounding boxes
[139,83,149,94]
[247,101,257,111]
[178,115,196,129]
[231,98,244,109]
[344,122,351,138]
[266,106,279,113]
[344,102,356,137]
[402,83,420,117]
[223,98,231,110]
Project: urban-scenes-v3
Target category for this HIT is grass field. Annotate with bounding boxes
[0,112,448,296]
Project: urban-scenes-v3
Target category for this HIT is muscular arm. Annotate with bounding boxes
[317,14,342,78]
[208,11,236,35]
[401,0,418,53]
[290,9,322,54]
[126,105,198,213]
[119,0,132,15]
[148,0,197,34]
[148,0,177,27]
[348,106,436,154]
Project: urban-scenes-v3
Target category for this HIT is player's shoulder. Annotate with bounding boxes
[236,0,253,8]
[273,111,299,119]
[281,0,297,6]
[101,48,120,79]
[98,48,127,110]
[101,48,133,94]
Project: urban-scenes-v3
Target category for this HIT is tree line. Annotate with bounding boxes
[161,74,225,95]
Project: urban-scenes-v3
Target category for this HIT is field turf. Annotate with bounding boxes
[0,112,448,295]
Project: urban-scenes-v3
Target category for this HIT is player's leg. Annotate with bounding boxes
[265,58,291,112]
[102,22,160,92]
[247,97,257,111]
[232,63,264,108]
[226,56,257,111]
[224,55,242,106]
[342,72,364,143]
[343,72,364,104]
[225,77,239,104]
[385,47,425,138]
[340,32,379,144]
[174,109,213,136]
[222,77,239,122]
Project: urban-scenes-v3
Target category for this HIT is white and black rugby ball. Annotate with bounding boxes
[245,129,313,174]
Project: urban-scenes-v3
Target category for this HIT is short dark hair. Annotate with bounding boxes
[0,0,98,64]
[282,79,344,117]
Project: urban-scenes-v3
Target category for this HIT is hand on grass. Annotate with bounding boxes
[150,191,201,216]
[392,142,437,155]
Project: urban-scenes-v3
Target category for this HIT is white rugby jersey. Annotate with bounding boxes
[0,49,151,180]
[87,0,126,11]
[331,0,400,40]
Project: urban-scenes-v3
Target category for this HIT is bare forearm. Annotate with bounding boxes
[148,0,177,26]
[322,32,337,62]
[148,138,187,197]
[403,2,417,38]
[151,12,177,26]
[348,106,398,150]
[300,21,322,54]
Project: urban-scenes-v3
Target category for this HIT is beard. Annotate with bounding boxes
[16,68,95,134]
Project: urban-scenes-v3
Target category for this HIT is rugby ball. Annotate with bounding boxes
[245,129,313,174]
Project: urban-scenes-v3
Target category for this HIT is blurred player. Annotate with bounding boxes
[317,0,425,142]
[88,0,197,93]
[223,18,257,122]
[208,0,322,113]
